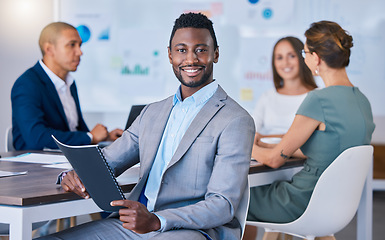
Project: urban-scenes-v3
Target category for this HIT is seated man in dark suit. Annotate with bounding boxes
[11,22,123,150]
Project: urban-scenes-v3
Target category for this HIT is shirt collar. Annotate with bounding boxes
[39,59,74,91]
[173,80,218,106]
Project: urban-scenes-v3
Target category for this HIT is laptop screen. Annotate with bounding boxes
[125,105,146,130]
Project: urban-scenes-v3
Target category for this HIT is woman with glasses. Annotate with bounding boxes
[246,20,375,234]
[251,36,317,147]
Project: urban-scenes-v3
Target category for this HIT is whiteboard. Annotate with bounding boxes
[57,0,385,117]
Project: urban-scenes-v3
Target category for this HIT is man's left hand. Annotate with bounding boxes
[107,128,124,141]
[111,200,161,234]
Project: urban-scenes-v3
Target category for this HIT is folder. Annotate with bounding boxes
[52,135,125,212]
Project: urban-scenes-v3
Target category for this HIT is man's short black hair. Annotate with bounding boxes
[169,12,218,50]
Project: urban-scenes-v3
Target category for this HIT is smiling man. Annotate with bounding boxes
[11,22,122,151]
[168,19,219,98]
[38,13,255,240]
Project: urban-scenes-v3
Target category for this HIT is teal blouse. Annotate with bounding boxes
[247,86,375,223]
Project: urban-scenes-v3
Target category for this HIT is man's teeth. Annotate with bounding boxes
[184,69,198,73]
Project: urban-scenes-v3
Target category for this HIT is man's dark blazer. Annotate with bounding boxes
[11,61,91,150]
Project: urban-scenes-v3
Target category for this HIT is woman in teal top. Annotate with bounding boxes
[247,21,375,225]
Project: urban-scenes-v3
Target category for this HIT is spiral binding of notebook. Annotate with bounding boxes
[96,146,126,200]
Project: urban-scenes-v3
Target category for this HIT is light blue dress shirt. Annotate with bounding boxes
[144,81,219,212]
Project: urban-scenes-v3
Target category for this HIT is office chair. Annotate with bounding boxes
[5,127,15,152]
[246,145,373,240]
[236,180,250,239]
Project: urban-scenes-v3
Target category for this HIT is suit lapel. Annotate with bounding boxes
[168,86,227,168]
[69,82,88,131]
[70,83,82,117]
[140,97,174,176]
[34,63,69,129]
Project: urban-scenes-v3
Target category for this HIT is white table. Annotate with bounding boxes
[0,159,372,240]
[0,158,139,240]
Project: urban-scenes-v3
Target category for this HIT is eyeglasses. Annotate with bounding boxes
[301,49,311,58]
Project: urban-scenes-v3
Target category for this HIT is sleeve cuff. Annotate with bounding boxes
[153,213,166,232]
[87,132,93,142]
[56,170,72,184]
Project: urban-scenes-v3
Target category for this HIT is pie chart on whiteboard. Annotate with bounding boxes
[76,25,91,43]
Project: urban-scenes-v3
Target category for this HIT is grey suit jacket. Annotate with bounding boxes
[103,85,255,239]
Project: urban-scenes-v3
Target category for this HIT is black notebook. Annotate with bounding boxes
[52,135,126,212]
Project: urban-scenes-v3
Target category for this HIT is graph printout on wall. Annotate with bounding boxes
[58,0,385,116]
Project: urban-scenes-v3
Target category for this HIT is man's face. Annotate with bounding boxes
[168,27,219,94]
[50,28,83,74]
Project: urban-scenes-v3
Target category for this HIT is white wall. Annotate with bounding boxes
[0,0,384,152]
[0,0,54,151]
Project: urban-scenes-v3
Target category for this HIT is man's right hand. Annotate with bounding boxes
[90,124,108,144]
[61,170,90,199]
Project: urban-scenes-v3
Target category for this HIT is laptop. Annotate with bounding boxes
[124,105,146,130]
[98,104,146,148]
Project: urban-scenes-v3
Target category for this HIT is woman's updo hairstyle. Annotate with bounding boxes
[305,20,353,68]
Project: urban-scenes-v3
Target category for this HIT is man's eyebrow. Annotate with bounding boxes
[174,43,187,48]
[173,43,209,48]
[67,40,81,44]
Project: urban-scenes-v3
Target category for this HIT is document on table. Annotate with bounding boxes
[250,158,262,167]
[0,153,68,164]
[116,163,140,185]
[42,162,72,169]
[43,162,140,170]
[0,170,28,178]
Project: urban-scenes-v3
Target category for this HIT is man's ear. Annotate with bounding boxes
[168,47,172,64]
[213,47,219,63]
[43,42,54,56]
